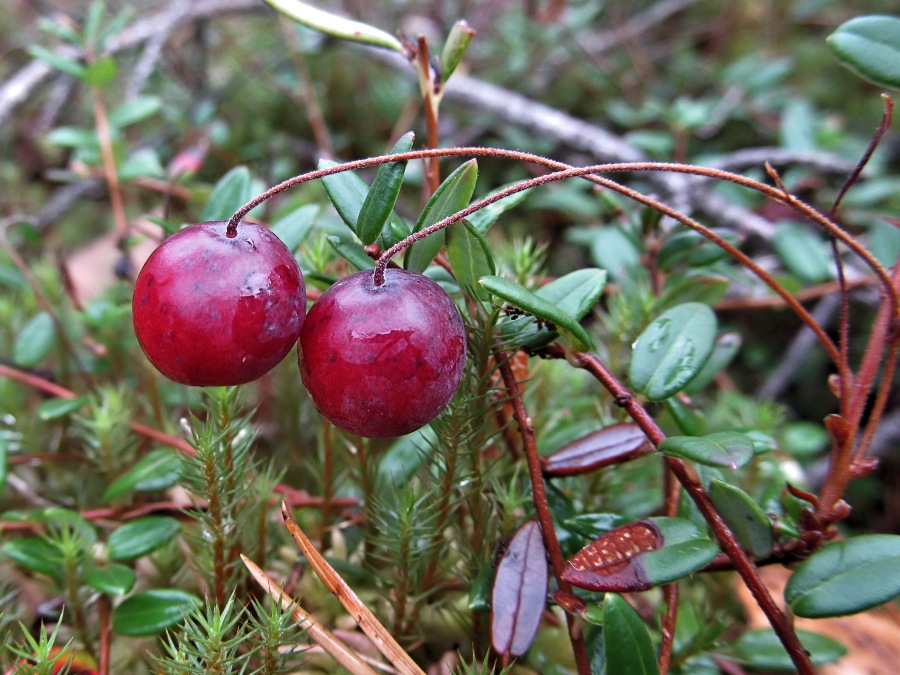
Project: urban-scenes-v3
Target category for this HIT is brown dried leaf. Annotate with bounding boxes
[561,520,662,592]
[543,423,652,477]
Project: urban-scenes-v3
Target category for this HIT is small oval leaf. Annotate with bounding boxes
[480,275,593,351]
[2,537,63,579]
[14,312,56,367]
[709,479,774,558]
[773,222,833,284]
[199,166,253,222]
[658,431,755,470]
[603,594,660,675]
[543,423,652,477]
[467,183,532,234]
[491,520,548,659]
[38,396,91,421]
[357,132,414,245]
[405,160,478,272]
[785,534,900,618]
[447,220,495,300]
[629,302,717,401]
[326,235,376,270]
[271,203,318,252]
[732,628,847,670]
[107,517,182,562]
[103,449,185,501]
[683,332,741,394]
[85,563,136,596]
[112,589,200,636]
[319,159,370,236]
[828,15,900,90]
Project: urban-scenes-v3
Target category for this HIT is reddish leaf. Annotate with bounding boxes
[491,520,548,659]
[561,520,662,592]
[543,423,652,477]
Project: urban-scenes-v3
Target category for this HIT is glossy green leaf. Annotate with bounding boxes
[28,45,87,78]
[42,507,98,545]
[199,166,252,222]
[376,426,435,490]
[108,96,162,128]
[118,148,164,181]
[828,15,900,89]
[85,563,136,596]
[263,0,404,53]
[658,228,739,270]
[773,222,832,284]
[785,534,900,617]
[405,160,478,272]
[780,421,829,459]
[588,226,641,279]
[103,449,185,501]
[709,480,774,558]
[732,628,847,670]
[467,183,533,234]
[83,56,118,87]
[326,235,375,270]
[271,204,318,252]
[502,268,607,350]
[640,517,719,586]
[628,302,717,401]
[112,589,200,636]
[479,275,593,351]
[663,396,706,437]
[659,431,755,470]
[603,594,660,675]
[683,332,742,394]
[107,516,182,562]
[14,311,56,367]
[447,220,495,300]
[468,562,493,612]
[38,396,90,421]
[319,159,369,236]
[656,274,731,311]
[357,132,413,245]
[0,436,6,501]
[2,538,63,579]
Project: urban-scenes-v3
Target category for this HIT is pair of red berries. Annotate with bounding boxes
[132,221,467,438]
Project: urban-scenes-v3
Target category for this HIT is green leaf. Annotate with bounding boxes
[683,332,741,394]
[118,148,164,181]
[603,594,660,675]
[640,517,719,586]
[28,45,87,78]
[357,132,414,245]
[42,507,97,544]
[656,274,731,311]
[588,226,641,279]
[107,517,182,562]
[709,480,774,558]
[83,56,117,87]
[828,15,900,90]
[479,275,593,351]
[405,160,478,272]
[773,222,832,284]
[658,431,755,470]
[199,166,253,222]
[46,126,99,149]
[326,235,375,270]
[447,220,495,300]
[263,0,404,53]
[663,396,706,437]
[14,312,57,367]
[2,538,63,579]
[785,534,900,618]
[271,204,318,252]
[467,183,532,234]
[112,589,200,636]
[108,96,162,128]
[38,396,90,421]
[628,302,717,401]
[84,563,136,596]
[319,159,370,236]
[103,449,185,501]
[0,436,6,501]
[441,20,475,81]
[732,628,847,671]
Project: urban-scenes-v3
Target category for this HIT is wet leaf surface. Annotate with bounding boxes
[543,423,652,476]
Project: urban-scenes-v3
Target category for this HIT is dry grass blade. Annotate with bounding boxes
[281,501,427,675]
[240,553,379,675]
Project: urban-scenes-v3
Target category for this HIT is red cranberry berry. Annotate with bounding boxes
[132,221,306,386]
[298,268,467,438]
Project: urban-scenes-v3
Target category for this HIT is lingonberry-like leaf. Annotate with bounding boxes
[112,589,200,636]
[27,44,88,78]
[199,166,253,222]
[107,516,182,562]
[561,517,718,592]
[663,396,706,437]
[13,311,56,368]
[658,431,755,470]
[357,132,414,245]
[543,423,652,477]
[827,15,900,90]
[773,222,833,284]
[84,563,136,596]
[491,520,548,659]
[447,220,495,300]
[784,534,900,617]
[466,182,533,234]
[480,275,593,351]
[684,332,742,394]
[37,395,90,421]
[502,268,607,350]
[2,537,63,579]
[264,0,405,53]
[103,448,184,500]
[658,227,740,270]
[603,594,661,675]
[405,160,478,273]
[629,302,717,401]
[108,96,162,128]
[326,235,375,270]
[655,274,731,312]
[0,436,6,501]
[271,203,318,252]
[732,628,847,670]
[319,159,370,236]
[709,479,774,558]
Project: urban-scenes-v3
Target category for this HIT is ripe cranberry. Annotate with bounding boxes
[298,268,467,437]
[133,221,306,386]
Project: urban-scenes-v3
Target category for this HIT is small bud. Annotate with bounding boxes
[440,20,475,81]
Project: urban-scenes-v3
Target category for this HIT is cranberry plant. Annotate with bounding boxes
[2,2,900,674]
